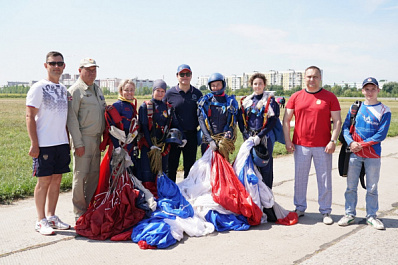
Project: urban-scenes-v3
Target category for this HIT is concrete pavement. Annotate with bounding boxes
[1,137,397,265]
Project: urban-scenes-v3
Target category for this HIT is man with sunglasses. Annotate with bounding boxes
[26,51,71,235]
[67,58,106,221]
[163,64,202,182]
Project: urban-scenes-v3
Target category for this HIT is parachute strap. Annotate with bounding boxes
[225,95,238,129]
[240,96,249,129]
[349,100,362,134]
[261,95,272,130]
[145,100,154,131]
[198,94,215,135]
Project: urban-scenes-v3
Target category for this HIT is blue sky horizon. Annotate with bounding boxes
[1,0,397,87]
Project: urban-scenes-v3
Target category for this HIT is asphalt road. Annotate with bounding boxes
[1,137,397,265]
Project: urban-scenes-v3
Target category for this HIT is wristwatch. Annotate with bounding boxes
[330,139,337,144]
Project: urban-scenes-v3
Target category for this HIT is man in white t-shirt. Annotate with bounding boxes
[26,51,71,235]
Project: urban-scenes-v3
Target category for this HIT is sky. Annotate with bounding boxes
[0,0,397,87]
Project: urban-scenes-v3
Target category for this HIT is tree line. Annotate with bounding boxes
[3,82,398,97]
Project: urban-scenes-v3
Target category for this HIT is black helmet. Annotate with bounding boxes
[165,128,183,145]
[251,144,270,168]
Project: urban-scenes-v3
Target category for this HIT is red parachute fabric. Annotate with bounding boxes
[111,230,133,241]
[95,146,112,197]
[75,170,146,240]
[276,211,299,226]
[210,151,262,225]
[138,240,157,249]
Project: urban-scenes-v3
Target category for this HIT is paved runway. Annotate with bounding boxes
[1,137,397,264]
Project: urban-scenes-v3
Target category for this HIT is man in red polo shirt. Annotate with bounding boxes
[283,66,341,225]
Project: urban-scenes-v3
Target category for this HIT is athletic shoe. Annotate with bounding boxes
[367,217,385,230]
[294,209,305,217]
[338,215,355,226]
[47,215,71,230]
[323,213,334,225]
[35,218,55,235]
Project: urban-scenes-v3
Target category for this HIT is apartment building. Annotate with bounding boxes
[201,69,319,91]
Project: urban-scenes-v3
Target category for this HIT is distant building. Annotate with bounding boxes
[99,78,122,93]
[225,75,242,90]
[7,81,30,87]
[196,76,209,89]
[202,69,311,91]
[133,78,154,90]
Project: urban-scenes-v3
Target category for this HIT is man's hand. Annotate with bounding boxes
[179,139,187,148]
[29,144,40,158]
[325,142,336,154]
[349,141,362,153]
[75,146,85,157]
[285,141,295,153]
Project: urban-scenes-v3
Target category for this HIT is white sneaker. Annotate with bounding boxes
[338,215,355,226]
[367,217,385,230]
[35,218,55,235]
[323,213,334,225]
[47,215,71,230]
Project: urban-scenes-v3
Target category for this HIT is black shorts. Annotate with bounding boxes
[32,144,71,177]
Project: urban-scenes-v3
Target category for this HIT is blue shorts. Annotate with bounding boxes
[32,144,71,177]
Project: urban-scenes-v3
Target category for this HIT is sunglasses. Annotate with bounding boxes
[179,72,192,77]
[47,61,64,67]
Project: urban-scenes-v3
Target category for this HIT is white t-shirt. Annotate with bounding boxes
[26,79,69,147]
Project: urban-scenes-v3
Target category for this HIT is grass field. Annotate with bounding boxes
[1,97,397,203]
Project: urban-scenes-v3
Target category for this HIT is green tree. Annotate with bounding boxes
[200,85,207,91]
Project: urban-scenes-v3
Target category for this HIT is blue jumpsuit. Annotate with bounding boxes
[238,94,280,189]
[198,93,238,155]
[138,99,183,183]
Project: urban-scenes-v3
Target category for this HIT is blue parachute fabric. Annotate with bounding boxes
[237,155,259,186]
[131,216,176,249]
[131,173,194,248]
[205,210,250,232]
[156,173,194,218]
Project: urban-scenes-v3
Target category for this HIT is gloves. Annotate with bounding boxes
[224,131,232,139]
[179,139,187,148]
[150,146,161,151]
[253,136,261,146]
[209,140,218,151]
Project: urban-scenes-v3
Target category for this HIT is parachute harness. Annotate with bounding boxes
[198,93,238,161]
[240,92,274,136]
[144,100,174,174]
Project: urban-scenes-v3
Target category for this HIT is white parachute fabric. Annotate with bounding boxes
[233,139,275,210]
[164,215,214,240]
[178,148,235,219]
[272,201,291,220]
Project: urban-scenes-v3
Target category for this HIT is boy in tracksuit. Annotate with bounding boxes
[338,77,391,230]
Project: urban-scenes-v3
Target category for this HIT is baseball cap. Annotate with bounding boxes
[79,58,99,68]
[362,77,378,88]
[177,64,191,73]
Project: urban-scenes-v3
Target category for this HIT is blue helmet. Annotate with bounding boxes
[251,144,269,168]
[208,73,226,95]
